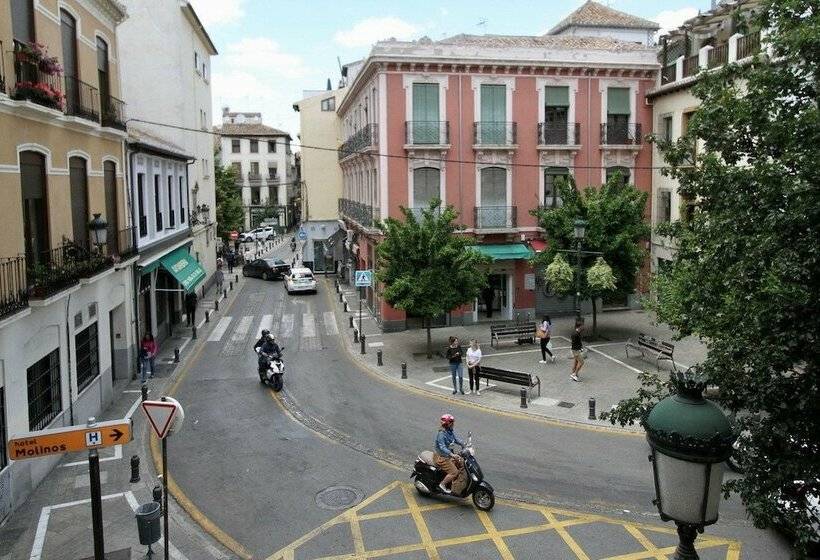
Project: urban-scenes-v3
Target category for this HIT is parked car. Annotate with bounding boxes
[242,258,291,281]
[239,226,275,242]
[284,267,317,294]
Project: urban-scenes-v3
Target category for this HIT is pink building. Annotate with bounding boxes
[337,4,659,332]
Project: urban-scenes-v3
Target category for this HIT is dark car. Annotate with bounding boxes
[242,258,290,281]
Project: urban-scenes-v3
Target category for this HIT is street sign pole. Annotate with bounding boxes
[359,286,362,331]
[162,435,169,560]
[88,447,105,560]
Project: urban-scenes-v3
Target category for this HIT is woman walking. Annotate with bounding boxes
[538,315,555,364]
[466,339,482,395]
[139,333,157,383]
[446,336,464,395]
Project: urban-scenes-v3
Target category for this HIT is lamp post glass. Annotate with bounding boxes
[88,213,108,247]
[573,218,587,240]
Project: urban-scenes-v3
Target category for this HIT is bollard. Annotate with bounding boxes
[152,485,162,507]
[343,301,349,312]
[205,310,210,323]
[130,455,141,483]
[214,298,219,311]
[223,288,227,299]
[588,397,596,420]
[401,362,407,379]
[377,349,383,366]
[349,315,354,328]
[353,329,359,343]
[141,384,148,402]
[520,387,528,408]
[339,291,344,303]
[360,334,366,355]
[173,348,179,363]
[192,325,197,340]
[235,274,239,283]
[229,280,233,291]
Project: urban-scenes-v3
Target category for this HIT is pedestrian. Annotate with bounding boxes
[243,247,251,264]
[466,339,482,395]
[446,336,464,395]
[538,315,556,364]
[139,333,157,383]
[184,290,198,327]
[215,265,225,294]
[226,250,236,273]
[570,322,585,382]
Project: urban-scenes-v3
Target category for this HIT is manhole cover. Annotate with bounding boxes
[315,486,364,510]
[557,401,575,408]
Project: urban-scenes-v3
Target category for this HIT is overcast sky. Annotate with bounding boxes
[189,0,709,139]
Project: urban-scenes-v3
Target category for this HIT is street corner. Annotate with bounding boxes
[265,481,742,560]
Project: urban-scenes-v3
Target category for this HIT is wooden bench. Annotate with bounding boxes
[478,366,541,399]
[490,322,536,348]
[625,333,676,371]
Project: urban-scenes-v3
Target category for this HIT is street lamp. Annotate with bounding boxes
[573,219,587,320]
[88,213,108,251]
[644,370,736,559]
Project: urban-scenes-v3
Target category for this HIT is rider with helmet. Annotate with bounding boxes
[253,329,271,353]
[260,333,281,360]
[434,414,464,494]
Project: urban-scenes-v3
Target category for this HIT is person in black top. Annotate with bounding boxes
[184,291,198,327]
[253,329,271,352]
[446,336,464,395]
[570,322,584,382]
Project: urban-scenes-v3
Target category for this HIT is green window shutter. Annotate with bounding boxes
[545,86,569,107]
[412,84,439,143]
[607,87,631,115]
[480,85,506,143]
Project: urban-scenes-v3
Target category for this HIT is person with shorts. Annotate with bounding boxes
[570,322,584,382]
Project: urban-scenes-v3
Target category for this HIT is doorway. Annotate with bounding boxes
[477,273,510,321]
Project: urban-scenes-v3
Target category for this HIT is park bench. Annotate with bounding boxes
[625,333,677,371]
[478,365,541,399]
[490,322,536,348]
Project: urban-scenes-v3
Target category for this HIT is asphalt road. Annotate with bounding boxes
[166,246,792,559]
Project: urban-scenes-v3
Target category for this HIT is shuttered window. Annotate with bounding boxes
[413,167,440,207]
[69,157,89,247]
[607,87,631,115]
[480,85,506,143]
[412,84,439,144]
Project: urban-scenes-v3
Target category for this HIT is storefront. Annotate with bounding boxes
[465,244,536,324]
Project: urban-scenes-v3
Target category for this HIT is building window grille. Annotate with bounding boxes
[75,322,99,393]
[27,349,62,431]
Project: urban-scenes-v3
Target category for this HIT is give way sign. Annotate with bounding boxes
[141,398,184,439]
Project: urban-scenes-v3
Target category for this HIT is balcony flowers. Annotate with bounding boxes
[13,81,64,110]
[14,42,63,76]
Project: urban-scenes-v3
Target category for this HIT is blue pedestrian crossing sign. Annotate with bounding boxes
[298,228,307,241]
[355,270,373,287]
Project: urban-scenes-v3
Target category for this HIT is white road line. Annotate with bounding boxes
[425,375,497,392]
[207,317,232,342]
[587,346,643,373]
[368,341,384,348]
[323,311,339,335]
[126,394,143,420]
[279,314,294,338]
[301,313,316,338]
[230,316,254,343]
[257,314,274,337]
[61,444,122,468]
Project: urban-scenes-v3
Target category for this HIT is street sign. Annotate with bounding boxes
[298,228,307,241]
[8,419,132,460]
[229,230,239,240]
[355,270,373,288]
[141,399,183,439]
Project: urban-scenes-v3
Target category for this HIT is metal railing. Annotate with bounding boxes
[537,122,580,145]
[27,243,114,299]
[64,75,99,121]
[11,41,63,111]
[600,122,642,145]
[247,172,262,184]
[708,44,728,69]
[0,255,28,319]
[661,63,676,84]
[473,121,517,145]
[474,206,517,229]
[737,31,761,60]
[682,54,700,78]
[338,198,380,228]
[110,226,136,258]
[267,174,279,183]
[338,123,379,160]
[405,121,449,145]
[101,95,126,130]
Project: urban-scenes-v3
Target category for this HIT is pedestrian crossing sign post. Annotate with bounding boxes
[355,270,372,288]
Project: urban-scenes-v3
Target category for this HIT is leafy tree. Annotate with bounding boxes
[377,200,490,358]
[604,2,820,554]
[532,174,649,336]
[214,163,244,241]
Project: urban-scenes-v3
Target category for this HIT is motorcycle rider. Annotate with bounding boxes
[257,334,282,379]
[253,329,271,353]
[434,414,464,494]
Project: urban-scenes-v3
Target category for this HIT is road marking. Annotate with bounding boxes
[400,485,441,560]
[323,311,339,335]
[623,524,669,560]
[208,317,232,342]
[542,510,590,560]
[367,341,384,347]
[279,314,294,338]
[61,443,122,467]
[426,375,497,393]
[126,393,143,420]
[257,314,274,337]
[476,510,515,560]
[301,313,316,338]
[587,346,643,374]
[230,316,254,343]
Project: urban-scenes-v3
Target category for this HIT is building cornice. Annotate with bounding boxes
[76,0,128,27]
[180,1,218,55]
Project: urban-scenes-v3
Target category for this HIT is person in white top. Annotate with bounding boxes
[466,339,482,395]
[539,315,556,364]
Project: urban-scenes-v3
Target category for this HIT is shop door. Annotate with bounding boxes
[478,274,508,320]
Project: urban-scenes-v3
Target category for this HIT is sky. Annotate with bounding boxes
[188,0,711,139]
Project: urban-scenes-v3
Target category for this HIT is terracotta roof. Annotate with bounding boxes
[436,33,652,52]
[547,1,659,34]
[215,123,291,138]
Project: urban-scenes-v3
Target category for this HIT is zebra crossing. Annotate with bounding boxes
[206,310,340,350]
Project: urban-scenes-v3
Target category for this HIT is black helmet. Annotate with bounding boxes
[261,329,270,336]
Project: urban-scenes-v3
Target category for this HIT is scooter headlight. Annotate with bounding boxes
[471,474,478,482]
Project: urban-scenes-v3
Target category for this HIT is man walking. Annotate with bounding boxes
[226,250,236,274]
[184,291,198,327]
[570,322,584,382]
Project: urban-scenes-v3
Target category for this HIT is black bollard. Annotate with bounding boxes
[360,334,366,355]
[353,329,359,343]
[205,310,210,323]
[192,325,197,340]
[377,349,383,366]
[152,485,162,506]
[130,455,140,483]
[229,280,233,291]
[401,362,407,379]
[173,348,179,363]
[223,288,227,299]
[235,274,239,283]
[141,384,148,402]
[588,397,596,420]
[520,387,528,408]
[214,298,219,311]
[343,301,349,312]
[349,315,354,328]
[339,291,343,303]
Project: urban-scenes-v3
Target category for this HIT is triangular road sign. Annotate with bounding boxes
[141,400,178,439]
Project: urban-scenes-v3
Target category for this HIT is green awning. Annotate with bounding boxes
[158,247,206,293]
[545,86,569,107]
[468,244,534,261]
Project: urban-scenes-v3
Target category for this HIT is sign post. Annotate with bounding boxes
[354,270,373,332]
[88,443,104,560]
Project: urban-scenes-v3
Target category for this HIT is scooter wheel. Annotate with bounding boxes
[258,373,266,384]
[472,488,495,511]
[414,479,430,496]
[272,376,283,392]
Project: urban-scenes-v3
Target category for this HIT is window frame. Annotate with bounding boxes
[659,190,672,223]
[320,97,336,111]
[27,348,62,431]
[249,139,259,153]
[543,167,569,208]
[75,322,99,394]
[231,139,241,153]
[268,140,276,153]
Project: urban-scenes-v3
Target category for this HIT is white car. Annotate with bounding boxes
[284,267,317,294]
[239,226,275,242]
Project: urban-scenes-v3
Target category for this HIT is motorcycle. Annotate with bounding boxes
[256,347,285,391]
[411,432,495,511]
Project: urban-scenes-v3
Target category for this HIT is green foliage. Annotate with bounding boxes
[608,2,820,554]
[214,163,244,240]
[545,253,574,293]
[587,257,616,292]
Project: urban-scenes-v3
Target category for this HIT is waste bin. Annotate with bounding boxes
[135,502,161,546]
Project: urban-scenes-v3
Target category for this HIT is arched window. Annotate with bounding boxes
[69,156,89,247]
[606,166,630,187]
[543,167,569,208]
[479,167,507,228]
[412,167,440,209]
[20,150,49,262]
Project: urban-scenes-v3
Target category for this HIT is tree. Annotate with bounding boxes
[604,2,820,554]
[214,163,244,241]
[532,174,649,336]
[376,200,490,358]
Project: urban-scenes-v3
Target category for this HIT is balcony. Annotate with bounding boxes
[736,31,761,60]
[26,243,114,299]
[100,95,126,130]
[64,76,100,122]
[474,206,517,230]
[248,172,263,184]
[661,63,676,85]
[600,123,642,146]
[707,43,728,69]
[338,123,378,161]
[268,173,279,184]
[0,255,29,320]
[537,123,580,146]
[405,121,449,145]
[682,54,700,78]
[108,226,137,260]
[11,42,63,111]
[473,122,517,146]
[338,198,380,229]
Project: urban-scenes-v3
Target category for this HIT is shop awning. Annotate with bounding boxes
[468,243,534,261]
[158,247,206,293]
[529,240,548,253]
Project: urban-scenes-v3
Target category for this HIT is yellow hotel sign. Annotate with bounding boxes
[8,418,132,460]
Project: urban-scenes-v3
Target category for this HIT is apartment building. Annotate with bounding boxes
[216,107,297,232]
[0,0,134,520]
[648,0,764,272]
[337,2,658,331]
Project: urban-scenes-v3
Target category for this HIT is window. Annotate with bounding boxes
[251,187,260,205]
[194,51,199,71]
[27,349,62,431]
[97,38,111,115]
[103,161,118,253]
[268,140,276,152]
[154,175,163,230]
[412,167,440,208]
[0,387,8,469]
[657,258,673,274]
[11,0,35,43]
[544,86,570,143]
[202,62,207,80]
[20,151,49,263]
[61,10,79,113]
[544,167,569,208]
[231,139,241,153]
[606,87,631,143]
[69,157,89,248]
[268,167,277,181]
[659,191,672,222]
[75,323,99,393]
[478,167,507,228]
[683,111,697,159]
[606,166,630,186]
[250,162,259,175]
[167,175,175,227]
[320,97,335,111]
[250,139,258,153]
[137,173,147,237]
[179,177,186,223]
[202,157,208,177]
[412,83,440,144]
[479,84,507,144]
[662,116,673,143]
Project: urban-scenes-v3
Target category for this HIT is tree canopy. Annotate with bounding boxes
[214,163,244,241]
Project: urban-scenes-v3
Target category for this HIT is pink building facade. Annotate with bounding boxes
[337,34,658,332]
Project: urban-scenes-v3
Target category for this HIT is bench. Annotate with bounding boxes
[490,322,536,348]
[625,333,676,371]
[478,366,541,399]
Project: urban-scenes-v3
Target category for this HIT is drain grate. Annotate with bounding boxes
[557,401,575,408]
[315,486,364,510]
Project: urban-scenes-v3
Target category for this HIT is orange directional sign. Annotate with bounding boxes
[7,419,133,460]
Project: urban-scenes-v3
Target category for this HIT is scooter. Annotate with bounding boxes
[411,432,495,511]
[256,347,285,392]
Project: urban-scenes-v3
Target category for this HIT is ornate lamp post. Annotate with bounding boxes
[644,370,736,559]
[573,219,586,320]
[88,213,108,253]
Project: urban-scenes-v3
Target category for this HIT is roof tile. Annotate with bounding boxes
[547,0,659,35]
[216,123,291,137]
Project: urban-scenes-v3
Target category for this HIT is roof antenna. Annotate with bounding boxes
[477,18,487,30]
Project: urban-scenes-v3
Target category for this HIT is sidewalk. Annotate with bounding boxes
[0,241,284,560]
[328,279,708,429]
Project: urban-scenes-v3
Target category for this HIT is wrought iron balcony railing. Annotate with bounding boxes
[0,255,29,320]
[11,41,63,111]
[737,31,761,60]
[338,198,380,229]
[537,122,580,145]
[26,243,114,299]
[338,123,379,160]
[474,206,517,230]
[248,172,263,184]
[473,122,517,145]
[600,123,642,146]
[405,121,449,145]
[101,95,126,130]
[64,75,99,121]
